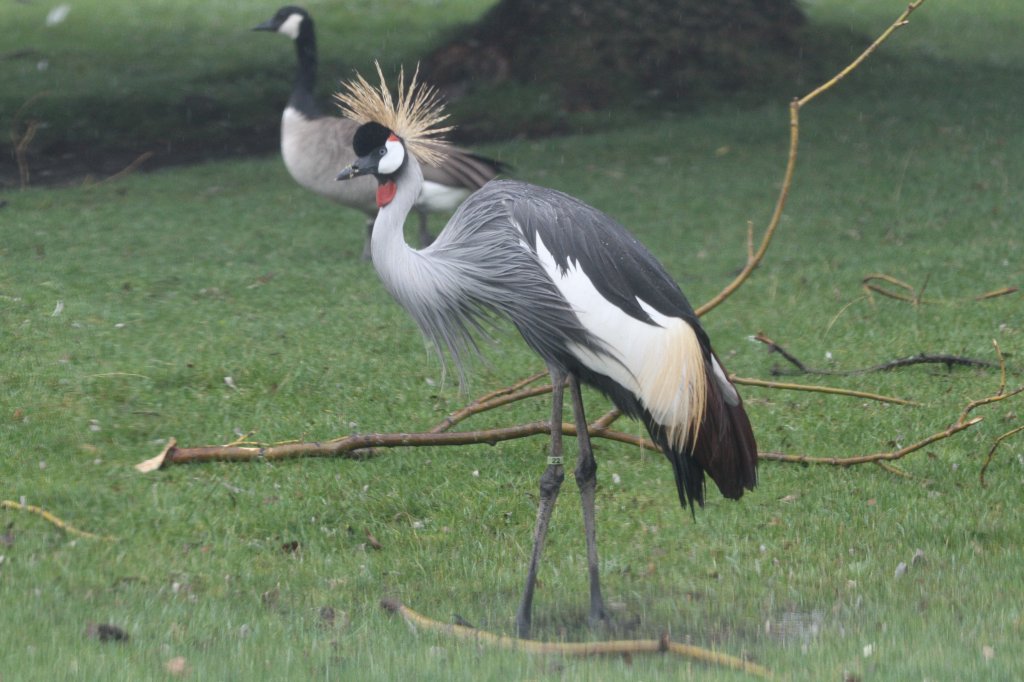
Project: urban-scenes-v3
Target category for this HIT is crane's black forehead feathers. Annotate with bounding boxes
[352,121,393,156]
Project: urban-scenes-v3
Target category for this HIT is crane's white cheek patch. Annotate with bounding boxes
[534,235,707,448]
[278,13,303,39]
[378,138,405,175]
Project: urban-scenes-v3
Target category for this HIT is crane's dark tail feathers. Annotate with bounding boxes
[648,356,758,514]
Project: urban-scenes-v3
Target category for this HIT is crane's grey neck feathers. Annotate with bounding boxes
[370,153,595,387]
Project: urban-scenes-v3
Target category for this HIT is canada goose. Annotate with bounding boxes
[254,6,503,258]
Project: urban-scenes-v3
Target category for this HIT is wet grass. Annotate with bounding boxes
[2,1,1023,680]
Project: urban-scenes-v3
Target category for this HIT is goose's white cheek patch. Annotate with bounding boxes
[378,137,405,175]
[278,13,303,39]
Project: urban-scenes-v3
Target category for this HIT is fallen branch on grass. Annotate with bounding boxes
[979,425,1024,487]
[863,273,1019,306]
[136,339,1021,476]
[759,341,1023,468]
[1,499,115,541]
[136,420,656,470]
[380,598,771,678]
[137,374,1019,472]
[731,375,920,406]
[136,375,920,471]
[753,332,1001,376]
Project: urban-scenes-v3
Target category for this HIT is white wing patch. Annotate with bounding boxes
[416,181,471,213]
[534,234,707,449]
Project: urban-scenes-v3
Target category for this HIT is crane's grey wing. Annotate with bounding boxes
[506,182,704,337]
[418,185,601,379]
[487,180,756,509]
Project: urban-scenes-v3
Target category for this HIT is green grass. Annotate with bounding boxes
[2,1,1024,680]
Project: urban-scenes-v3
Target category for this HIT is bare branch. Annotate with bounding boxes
[862,273,1018,307]
[1,499,115,541]
[753,332,1000,376]
[137,420,659,470]
[89,151,155,186]
[379,599,772,678]
[979,425,1024,487]
[731,375,920,406]
[696,0,928,317]
[976,287,1018,301]
[10,92,50,190]
[430,371,548,433]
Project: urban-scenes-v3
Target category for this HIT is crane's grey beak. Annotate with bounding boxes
[336,165,359,181]
[336,155,376,181]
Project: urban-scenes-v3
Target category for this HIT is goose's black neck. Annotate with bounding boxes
[289,19,320,116]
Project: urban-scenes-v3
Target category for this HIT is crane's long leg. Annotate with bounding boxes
[568,375,608,627]
[515,369,567,639]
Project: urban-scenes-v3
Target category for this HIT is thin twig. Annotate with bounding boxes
[752,332,809,372]
[1,500,115,541]
[14,121,39,189]
[862,273,920,304]
[863,273,1018,306]
[696,1,926,317]
[976,286,1018,301]
[979,425,1024,487]
[10,91,50,190]
[797,1,926,107]
[759,381,1023,468]
[875,461,911,477]
[757,417,984,467]
[380,599,771,678]
[430,372,549,433]
[753,332,999,376]
[731,375,920,406]
[91,151,155,186]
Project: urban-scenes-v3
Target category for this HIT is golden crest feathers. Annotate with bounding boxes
[334,62,452,167]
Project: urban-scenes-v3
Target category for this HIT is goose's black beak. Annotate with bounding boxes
[252,18,276,32]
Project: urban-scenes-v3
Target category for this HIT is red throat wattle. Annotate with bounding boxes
[376,180,397,207]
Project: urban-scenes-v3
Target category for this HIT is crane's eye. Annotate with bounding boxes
[379,148,387,156]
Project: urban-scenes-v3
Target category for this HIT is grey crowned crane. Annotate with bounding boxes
[334,66,758,638]
[253,6,504,258]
